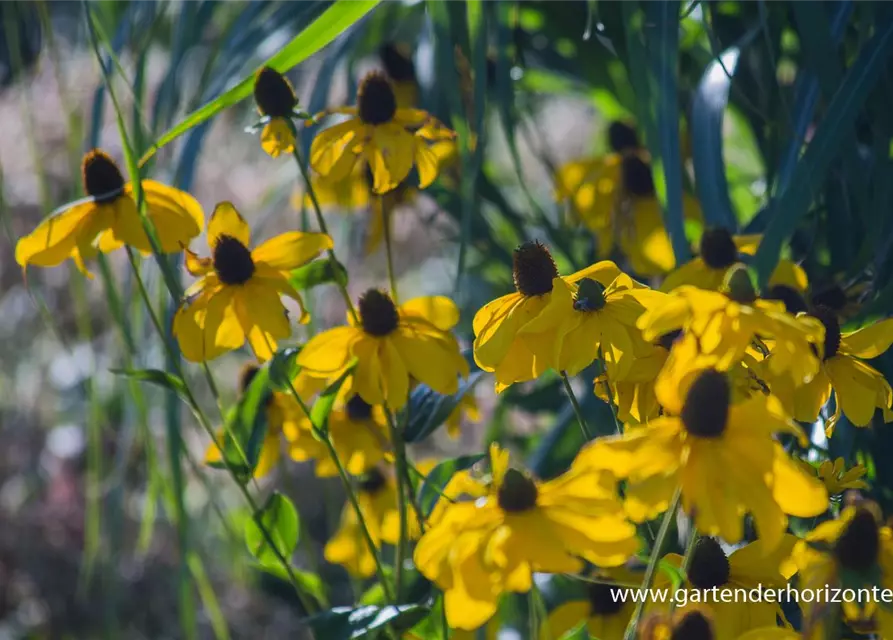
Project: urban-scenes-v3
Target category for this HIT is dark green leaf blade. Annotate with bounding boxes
[418,454,485,517]
[307,605,429,640]
[403,371,483,443]
[244,492,300,568]
[111,368,189,399]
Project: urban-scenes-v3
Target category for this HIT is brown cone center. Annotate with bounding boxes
[512,241,559,297]
[358,72,397,125]
[681,370,730,438]
[82,150,125,202]
[497,468,538,513]
[213,235,256,286]
[358,289,399,337]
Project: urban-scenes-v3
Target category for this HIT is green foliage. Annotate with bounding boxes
[244,492,300,568]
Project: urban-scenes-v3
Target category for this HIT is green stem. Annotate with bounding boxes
[623,487,682,640]
[560,372,594,441]
[385,407,409,600]
[289,128,357,322]
[672,525,700,613]
[282,380,396,604]
[380,197,399,304]
[597,348,624,434]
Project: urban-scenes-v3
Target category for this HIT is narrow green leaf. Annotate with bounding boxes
[403,371,483,443]
[111,368,189,398]
[753,17,893,285]
[307,605,429,640]
[289,259,348,292]
[690,34,755,230]
[418,454,485,517]
[139,0,380,166]
[268,347,302,390]
[254,562,329,608]
[245,492,300,568]
[214,363,273,481]
[310,369,352,435]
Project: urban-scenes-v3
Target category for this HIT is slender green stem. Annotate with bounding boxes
[596,348,624,434]
[623,487,682,640]
[380,197,399,304]
[289,129,357,322]
[384,407,409,600]
[560,372,594,441]
[282,380,396,604]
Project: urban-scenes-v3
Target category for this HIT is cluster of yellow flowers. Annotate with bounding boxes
[15,43,893,640]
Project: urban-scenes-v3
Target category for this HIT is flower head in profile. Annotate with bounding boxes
[770,308,893,431]
[297,291,469,410]
[414,444,638,630]
[379,42,419,109]
[542,571,641,640]
[661,536,797,640]
[661,228,809,294]
[797,457,869,497]
[287,392,390,478]
[205,364,302,478]
[324,464,431,578]
[792,502,893,638]
[173,202,332,362]
[638,267,825,386]
[640,608,717,640]
[16,149,204,276]
[310,71,455,194]
[249,67,306,158]
[554,122,701,276]
[577,337,829,548]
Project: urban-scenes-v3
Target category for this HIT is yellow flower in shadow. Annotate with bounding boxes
[661,228,808,294]
[576,337,828,548]
[554,123,702,277]
[252,67,301,158]
[297,291,469,410]
[637,267,825,386]
[541,570,641,640]
[310,72,455,194]
[204,364,302,479]
[414,444,638,630]
[172,202,332,362]
[797,457,869,497]
[792,503,893,639]
[662,536,798,640]
[324,462,434,578]
[16,149,204,276]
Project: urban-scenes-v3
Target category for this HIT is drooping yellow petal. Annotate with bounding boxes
[296,326,360,374]
[208,201,250,248]
[232,281,291,362]
[310,119,363,179]
[251,231,333,271]
[368,122,416,194]
[260,117,296,157]
[139,179,205,245]
[839,318,893,359]
[400,296,460,331]
[15,200,105,268]
[825,355,887,426]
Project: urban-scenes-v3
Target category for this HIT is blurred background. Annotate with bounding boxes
[4,1,893,638]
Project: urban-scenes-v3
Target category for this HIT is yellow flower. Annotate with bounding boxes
[414,444,639,630]
[665,536,798,640]
[519,262,664,379]
[324,465,428,578]
[660,229,808,294]
[297,291,469,410]
[474,242,629,391]
[798,457,869,496]
[251,67,301,158]
[310,71,455,194]
[15,149,204,276]
[637,269,825,386]
[640,608,717,640]
[769,309,893,430]
[554,124,702,277]
[737,629,800,640]
[576,347,828,548]
[172,202,332,362]
[204,364,301,478]
[792,503,893,638]
[541,572,639,640]
[287,393,391,478]
[445,393,481,439]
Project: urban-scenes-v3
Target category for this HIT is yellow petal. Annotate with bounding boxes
[251,231,333,271]
[260,117,296,158]
[208,202,250,248]
[140,179,205,245]
[840,318,893,359]
[400,296,460,330]
[15,200,104,268]
[232,282,291,362]
[414,135,440,188]
[297,326,360,374]
[310,119,362,178]
[368,123,416,194]
[826,355,885,426]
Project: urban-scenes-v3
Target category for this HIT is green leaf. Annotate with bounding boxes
[417,454,485,517]
[289,259,348,292]
[111,368,189,399]
[690,34,756,230]
[658,557,686,590]
[244,492,300,569]
[138,0,380,166]
[213,363,273,482]
[268,347,302,390]
[558,622,589,640]
[753,16,893,286]
[307,605,429,640]
[310,369,351,436]
[403,371,483,443]
[254,562,329,608]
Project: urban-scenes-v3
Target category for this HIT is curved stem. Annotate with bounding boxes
[560,372,594,441]
[289,134,357,322]
[623,487,682,640]
[380,196,399,304]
